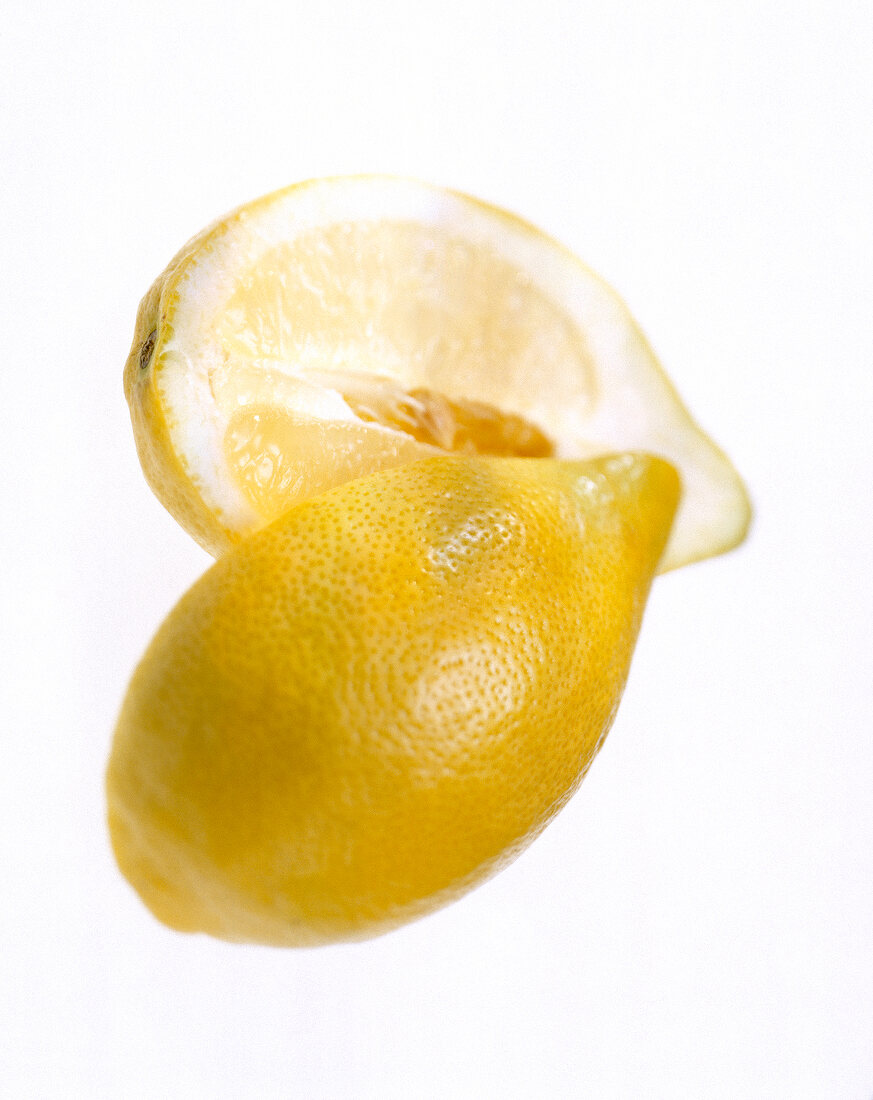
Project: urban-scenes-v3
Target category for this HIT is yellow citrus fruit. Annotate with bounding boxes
[124,176,749,571]
[107,453,679,945]
[111,178,751,945]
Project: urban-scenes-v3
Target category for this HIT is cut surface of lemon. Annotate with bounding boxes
[125,176,750,570]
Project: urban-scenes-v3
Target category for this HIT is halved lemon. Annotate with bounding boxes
[124,176,750,570]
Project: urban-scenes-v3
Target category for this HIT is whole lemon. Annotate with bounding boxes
[107,453,678,945]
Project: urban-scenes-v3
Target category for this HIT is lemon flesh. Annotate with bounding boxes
[124,177,749,571]
[107,453,679,946]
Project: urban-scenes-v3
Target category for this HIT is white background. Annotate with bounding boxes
[2,1,872,1097]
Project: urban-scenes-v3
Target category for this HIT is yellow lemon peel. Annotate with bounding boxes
[108,454,679,945]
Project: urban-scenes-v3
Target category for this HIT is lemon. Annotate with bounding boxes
[124,176,749,571]
[107,453,679,946]
[111,179,751,944]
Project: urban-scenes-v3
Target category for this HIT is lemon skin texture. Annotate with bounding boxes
[107,453,679,946]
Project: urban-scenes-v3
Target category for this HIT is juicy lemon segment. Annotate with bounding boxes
[224,383,555,526]
[224,406,438,525]
[124,176,750,569]
[107,453,680,946]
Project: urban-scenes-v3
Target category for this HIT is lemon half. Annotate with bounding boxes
[124,176,750,570]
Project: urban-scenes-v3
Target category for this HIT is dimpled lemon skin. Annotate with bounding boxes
[107,453,679,947]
